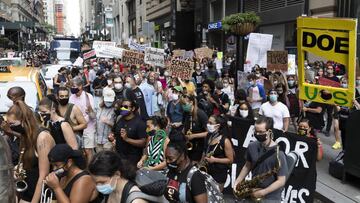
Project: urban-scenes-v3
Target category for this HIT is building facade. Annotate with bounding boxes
[43,0,55,27]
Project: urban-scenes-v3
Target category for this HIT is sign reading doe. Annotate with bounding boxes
[297,17,357,107]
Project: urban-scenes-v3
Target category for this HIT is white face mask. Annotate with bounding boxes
[171,93,179,101]
[114,83,123,90]
[107,80,113,85]
[164,71,169,77]
[125,83,132,89]
[239,110,249,118]
[207,124,218,133]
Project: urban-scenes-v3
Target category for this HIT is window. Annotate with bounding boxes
[139,16,142,29]
[129,19,136,36]
[121,5,123,16]
[139,0,142,5]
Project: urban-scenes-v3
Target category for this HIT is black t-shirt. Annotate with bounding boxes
[325,75,340,83]
[204,69,219,81]
[132,87,149,121]
[114,88,136,102]
[213,92,230,114]
[165,164,207,203]
[192,71,205,88]
[112,115,146,164]
[305,102,325,130]
[197,93,214,116]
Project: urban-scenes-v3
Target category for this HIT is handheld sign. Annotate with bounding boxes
[144,47,165,67]
[122,50,145,66]
[267,51,288,72]
[297,17,357,107]
[168,59,194,80]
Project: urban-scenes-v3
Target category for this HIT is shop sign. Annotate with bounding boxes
[208,21,222,30]
[297,17,357,107]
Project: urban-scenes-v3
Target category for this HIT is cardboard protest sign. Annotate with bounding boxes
[92,41,116,58]
[172,49,185,58]
[144,47,165,67]
[83,50,96,60]
[267,51,288,72]
[288,54,296,75]
[246,33,273,68]
[168,59,194,80]
[184,50,194,60]
[297,17,357,107]
[122,50,145,66]
[318,77,341,88]
[194,47,213,59]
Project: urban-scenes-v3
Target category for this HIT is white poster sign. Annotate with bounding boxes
[92,41,116,58]
[98,46,124,58]
[245,33,273,68]
[288,54,296,75]
[145,47,165,67]
[128,38,150,52]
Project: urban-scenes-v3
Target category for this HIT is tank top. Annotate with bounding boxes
[50,120,67,145]
[144,130,166,167]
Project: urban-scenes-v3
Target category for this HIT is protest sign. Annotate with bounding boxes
[168,59,194,80]
[184,50,194,59]
[144,47,165,67]
[98,46,124,58]
[194,47,213,59]
[223,118,317,203]
[7,52,15,58]
[173,49,186,58]
[92,41,116,58]
[288,54,296,75]
[246,33,273,68]
[217,52,223,60]
[318,77,341,87]
[122,50,145,66]
[267,51,288,72]
[128,39,150,52]
[297,17,357,107]
[83,50,96,60]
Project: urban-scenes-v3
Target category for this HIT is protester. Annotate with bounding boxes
[298,119,323,161]
[45,144,99,203]
[69,77,96,164]
[38,95,78,149]
[166,86,184,133]
[259,89,290,132]
[137,116,169,171]
[303,101,325,135]
[221,77,234,105]
[247,74,266,118]
[202,115,234,191]
[182,94,208,162]
[7,101,55,203]
[164,136,208,202]
[197,79,215,117]
[204,62,219,81]
[235,102,255,120]
[286,75,300,129]
[53,67,69,95]
[234,116,288,201]
[111,99,146,166]
[89,151,147,203]
[192,63,205,95]
[124,74,149,120]
[96,88,115,151]
[6,86,26,106]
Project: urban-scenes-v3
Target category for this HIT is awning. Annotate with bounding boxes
[0,22,27,32]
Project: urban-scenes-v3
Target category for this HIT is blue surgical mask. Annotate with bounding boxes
[288,80,295,87]
[341,83,348,88]
[269,94,278,103]
[96,177,116,195]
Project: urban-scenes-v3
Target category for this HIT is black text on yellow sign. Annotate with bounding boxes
[297,17,357,107]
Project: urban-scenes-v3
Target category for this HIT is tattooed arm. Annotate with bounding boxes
[31,131,55,203]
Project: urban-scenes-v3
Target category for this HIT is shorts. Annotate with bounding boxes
[96,142,113,152]
[82,127,96,149]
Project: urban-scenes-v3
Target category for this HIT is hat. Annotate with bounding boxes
[172,86,183,92]
[48,144,77,163]
[103,87,115,102]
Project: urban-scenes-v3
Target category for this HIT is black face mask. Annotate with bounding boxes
[147,130,156,137]
[70,87,79,94]
[40,113,51,125]
[167,155,181,171]
[10,124,26,135]
[58,98,69,106]
[114,109,121,116]
[254,132,267,143]
[54,167,68,179]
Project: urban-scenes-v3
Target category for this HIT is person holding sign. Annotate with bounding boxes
[234,116,288,201]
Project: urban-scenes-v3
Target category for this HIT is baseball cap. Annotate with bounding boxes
[172,86,183,92]
[48,144,80,163]
[103,87,115,102]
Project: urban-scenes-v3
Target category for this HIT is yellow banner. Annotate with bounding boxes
[297,17,357,107]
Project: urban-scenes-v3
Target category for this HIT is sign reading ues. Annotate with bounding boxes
[297,17,357,107]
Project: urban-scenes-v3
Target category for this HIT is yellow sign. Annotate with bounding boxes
[297,17,357,107]
[217,52,223,60]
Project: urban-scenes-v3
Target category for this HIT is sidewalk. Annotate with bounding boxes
[315,132,360,203]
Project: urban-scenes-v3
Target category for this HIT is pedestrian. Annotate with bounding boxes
[38,95,78,149]
[164,136,208,202]
[45,144,99,203]
[298,119,323,161]
[197,79,215,117]
[286,75,300,130]
[202,115,234,192]
[212,81,231,115]
[234,116,288,201]
[235,102,255,121]
[192,63,205,95]
[53,67,69,95]
[259,89,290,132]
[246,74,266,118]
[124,74,149,121]
[166,86,184,135]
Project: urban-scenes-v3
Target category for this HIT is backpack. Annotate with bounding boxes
[198,98,213,116]
[121,181,168,203]
[186,166,225,203]
[329,151,345,180]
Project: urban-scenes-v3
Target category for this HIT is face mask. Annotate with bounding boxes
[53,167,67,179]
[254,132,267,142]
[10,124,26,135]
[70,87,79,94]
[94,66,99,71]
[255,73,261,77]
[147,130,156,137]
[341,83,348,88]
[164,71,169,77]
[304,62,308,66]
[249,81,255,86]
[104,102,113,108]
[327,69,333,74]
[298,129,308,136]
[40,113,51,124]
[125,83,132,89]
[288,80,295,87]
[277,90,284,95]
[114,83,123,90]
[182,104,192,112]
[96,177,116,195]
[207,124,218,133]
[58,98,69,106]
[120,107,131,116]
[269,94,278,103]
[167,156,180,170]
[171,94,179,101]
[239,110,249,118]
[356,80,360,86]
[107,80,113,86]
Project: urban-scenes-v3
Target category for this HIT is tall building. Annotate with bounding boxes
[79,0,94,35]
[0,0,12,22]
[43,0,55,26]
[55,0,64,34]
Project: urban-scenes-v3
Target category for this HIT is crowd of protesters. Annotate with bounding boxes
[1,48,360,202]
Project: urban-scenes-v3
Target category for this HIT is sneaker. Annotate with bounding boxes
[332,142,342,150]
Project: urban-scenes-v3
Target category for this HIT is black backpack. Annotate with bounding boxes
[329,151,345,180]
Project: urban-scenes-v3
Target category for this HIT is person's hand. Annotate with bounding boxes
[205,156,216,164]
[207,96,216,104]
[317,138,322,147]
[45,172,61,189]
[137,160,144,169]
[108,133,115,142]
[302,107,308,112]
[120,128,128,141]
[0,121,11,134]
[251,188,266,199]
[233,178,242,192]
